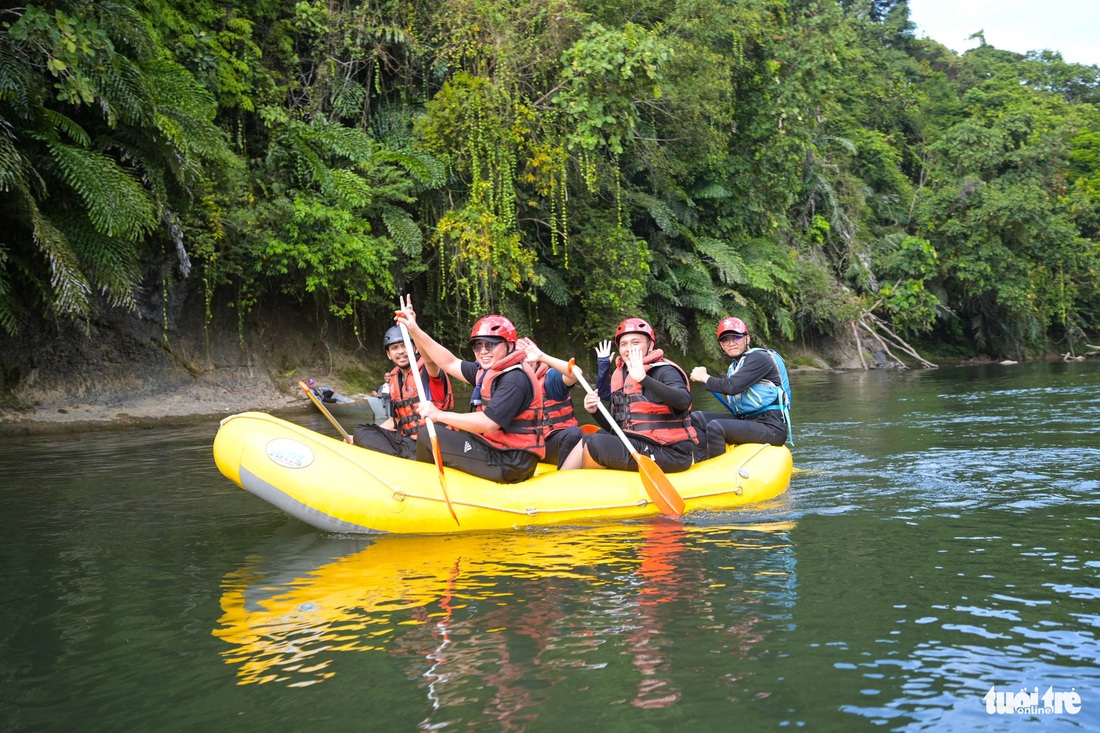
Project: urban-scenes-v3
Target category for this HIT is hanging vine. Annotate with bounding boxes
[420,73,539,319]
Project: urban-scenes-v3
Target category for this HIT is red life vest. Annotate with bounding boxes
[534,363,580,431]
[475,349,548,458]
[609,348,697,445]
[387,359,454,438]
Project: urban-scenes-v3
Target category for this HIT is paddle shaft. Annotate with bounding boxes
[298,381,352,441]
[396,324,442,446]
[572,372,644,461]
[397,322,460,525]
[571,371,685,517]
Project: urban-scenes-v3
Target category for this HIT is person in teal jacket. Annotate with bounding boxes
[689,317,789,462]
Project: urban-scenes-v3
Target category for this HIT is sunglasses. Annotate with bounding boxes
[719,333,748,344]
[471,340,502,353]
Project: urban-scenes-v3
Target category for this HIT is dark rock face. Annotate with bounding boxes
[0,276,373,431]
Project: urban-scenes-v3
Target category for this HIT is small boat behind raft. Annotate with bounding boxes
[304,383,385,423]
[213,411,792,534]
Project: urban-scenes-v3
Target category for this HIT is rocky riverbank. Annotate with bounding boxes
[0,295,384,435]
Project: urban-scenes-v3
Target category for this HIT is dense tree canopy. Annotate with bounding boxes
[2,0,1098,358]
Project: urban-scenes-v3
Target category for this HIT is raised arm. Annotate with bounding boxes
[594,339,614,398]
[396,295,467,384]
[518,338,581,385]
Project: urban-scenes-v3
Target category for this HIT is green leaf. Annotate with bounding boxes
[47,142,156,241]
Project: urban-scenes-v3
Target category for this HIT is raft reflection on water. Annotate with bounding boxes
[214,522,797,719]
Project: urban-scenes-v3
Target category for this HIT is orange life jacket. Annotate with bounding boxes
[609,349,697,445]
[534,363,580,431]
[387,358,454,438]
[475,350,548,458]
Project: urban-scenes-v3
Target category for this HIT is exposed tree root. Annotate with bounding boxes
[1065,343,1100,361]
[850,310,937,370]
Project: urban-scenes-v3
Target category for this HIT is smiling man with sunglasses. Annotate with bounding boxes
[396,302,547,483]
[688,317,790,462]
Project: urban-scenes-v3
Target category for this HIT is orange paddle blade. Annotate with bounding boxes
[430,432,459,525]
[636,453,685,517]
[580,424,600,435]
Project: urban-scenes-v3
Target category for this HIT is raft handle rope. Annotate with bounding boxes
[390,489,650,516]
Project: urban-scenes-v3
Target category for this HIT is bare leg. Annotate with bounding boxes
[561,440,607,470]
[559,440,587,470]
[579,446,605,469]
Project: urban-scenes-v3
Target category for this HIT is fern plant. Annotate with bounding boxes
[0,0,230,335]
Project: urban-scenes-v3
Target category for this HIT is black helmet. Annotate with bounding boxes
[382,326,404,348]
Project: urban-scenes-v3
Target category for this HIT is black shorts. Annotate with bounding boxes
[545,425,585,469]
[353,423,418,460]
[690,410,787,461]
[583,431,695,473]
[417,426,540,484]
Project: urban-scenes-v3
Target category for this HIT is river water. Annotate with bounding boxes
[1,360,1098,731]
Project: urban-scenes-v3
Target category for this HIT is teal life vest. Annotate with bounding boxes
[710,347,794,446]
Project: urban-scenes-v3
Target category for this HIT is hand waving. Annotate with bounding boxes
[624,344,646,383]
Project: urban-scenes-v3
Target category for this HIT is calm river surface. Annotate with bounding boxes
[2,360,1098,732]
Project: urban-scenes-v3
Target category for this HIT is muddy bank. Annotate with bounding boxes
[0,287,390,436]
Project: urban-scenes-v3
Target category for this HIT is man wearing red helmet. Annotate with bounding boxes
[350,325,453,459]
[396,302,547,483]
[689,317,789,461]
[560,317,697,473]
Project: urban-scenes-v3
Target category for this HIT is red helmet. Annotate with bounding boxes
[614,317,656,347]
[469,315,518,348]
[717,317,749,340]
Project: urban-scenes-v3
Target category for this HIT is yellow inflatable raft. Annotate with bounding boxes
[213,411,792,534]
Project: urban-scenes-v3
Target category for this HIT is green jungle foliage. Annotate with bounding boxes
[2,0,1098,358]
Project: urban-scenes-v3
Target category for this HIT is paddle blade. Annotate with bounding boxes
[430,432,459,526]
[580,424,600,435]
[636,454,685,518]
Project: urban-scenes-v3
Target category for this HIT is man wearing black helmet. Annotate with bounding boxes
[561,317,697,473]
[688,317,790,462]
[351,325,453,459]
[396,302,548,483]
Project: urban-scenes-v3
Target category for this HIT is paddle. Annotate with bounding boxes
[569,363,685,518]
[397,322,460,526]
[298,379,415,497]
[299,380,352,442]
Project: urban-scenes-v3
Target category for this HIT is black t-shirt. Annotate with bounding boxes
[460,360,535,430]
